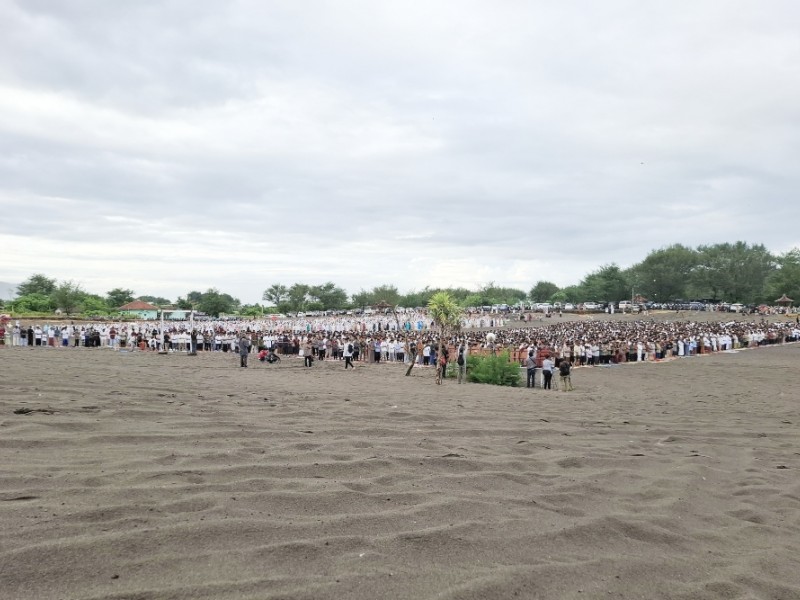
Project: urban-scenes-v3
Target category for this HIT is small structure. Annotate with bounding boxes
[165,309,190,320]
[775,294,793,308]
[118,300,160,320]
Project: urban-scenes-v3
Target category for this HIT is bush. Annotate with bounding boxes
[466,351,521,387]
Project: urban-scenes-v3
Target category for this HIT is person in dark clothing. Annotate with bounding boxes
[238,333,251,367]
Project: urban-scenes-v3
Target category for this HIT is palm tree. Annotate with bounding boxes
[427,292,462,383]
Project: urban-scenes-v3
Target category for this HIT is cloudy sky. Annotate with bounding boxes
[1,1,799,304]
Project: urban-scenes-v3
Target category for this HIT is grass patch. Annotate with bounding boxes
[466,352,521,387]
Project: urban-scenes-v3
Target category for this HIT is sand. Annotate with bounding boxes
[1,340,799,599]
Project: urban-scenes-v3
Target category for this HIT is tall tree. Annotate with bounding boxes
[137,295,171,306]
[17,274,57,297]
[51,281,85,315]
[427,291,463,383]
[11,293,53,313]
[369,284,401,306]
[175,297,193,310]
[308,282,348,310]
[400,287,436,308]
[529,281,560,302]
[579,264,629,302]
[764,248,800,304]
[186,290,204,304]
[628,244,698,301]
[351,289,371,309]
[692,242,775,302]
[286,283,310,312]
[82,294,112,315]
[262,284,289,306]
[196,288,239,317]
[106,288,135,308]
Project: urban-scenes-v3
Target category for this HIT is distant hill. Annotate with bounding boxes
[0,281,18,300]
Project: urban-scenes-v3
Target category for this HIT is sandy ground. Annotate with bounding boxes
[1,336,799,599]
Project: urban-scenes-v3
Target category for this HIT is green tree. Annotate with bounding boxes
[426,291,463,382]
[138,295,172,306]
[559,286,581,303]
[17,274,57,297]
[239,303,264,317]
[106,288,135,308]
[308,282,348,310]
[477,282,526,305]
[82,294,112,316]
[51,281,85,315]
[529,281,560,302]
[351,289,371,309]
[197,288,239,317]
[186,291,203,304]
[692,242,775,302]
[400,287,436,308]
[11,293,53,313]
[369,284,401,307]
[286,283,310,312]
[579,264,629,302]
[764,248,800,303]
[262,284,289,306]
[461,293,485,308]
[628,244,698,302]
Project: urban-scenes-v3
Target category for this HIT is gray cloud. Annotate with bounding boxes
[2,0,799,303]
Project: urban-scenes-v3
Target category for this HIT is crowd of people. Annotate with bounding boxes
[4,313,799,368]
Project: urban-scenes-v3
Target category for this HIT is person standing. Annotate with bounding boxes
[525,351,537,388]
[559,359,574,391]
[456,344,466,384]
[343,338,355,369]
[542,356,554,390]
[238,333,251,367]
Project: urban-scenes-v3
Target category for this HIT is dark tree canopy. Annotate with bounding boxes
[18,274,57,297]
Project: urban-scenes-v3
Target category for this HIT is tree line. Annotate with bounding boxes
[4,242,799,317]
[264,242,799,311]
[4,276,243,318]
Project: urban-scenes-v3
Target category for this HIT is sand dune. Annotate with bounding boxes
[1,344,799,599]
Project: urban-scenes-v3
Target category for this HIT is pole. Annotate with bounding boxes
[158,309,167,354]
[188,310,197,355]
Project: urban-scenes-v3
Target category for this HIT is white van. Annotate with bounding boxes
[618,301,633,311]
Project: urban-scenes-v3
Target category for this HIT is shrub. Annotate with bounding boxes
[466,351,521,387]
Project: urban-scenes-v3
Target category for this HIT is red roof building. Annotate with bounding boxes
[118,300,159,311]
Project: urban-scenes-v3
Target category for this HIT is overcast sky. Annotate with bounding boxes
[1,1,799,304]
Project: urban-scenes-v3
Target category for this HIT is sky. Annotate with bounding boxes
[1,0,799,304]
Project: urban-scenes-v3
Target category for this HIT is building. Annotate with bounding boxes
[118,300,160,320]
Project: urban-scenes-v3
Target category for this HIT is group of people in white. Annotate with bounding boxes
[6,313,799,365]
